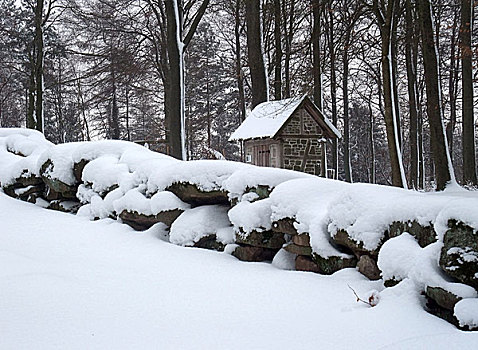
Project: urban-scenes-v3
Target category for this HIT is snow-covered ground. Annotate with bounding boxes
[1,192,478,349]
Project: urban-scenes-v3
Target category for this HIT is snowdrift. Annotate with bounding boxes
[1,128,477,331]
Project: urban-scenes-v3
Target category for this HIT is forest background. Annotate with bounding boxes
[0,0,477,190]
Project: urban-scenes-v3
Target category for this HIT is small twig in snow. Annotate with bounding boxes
[348,284,377,307]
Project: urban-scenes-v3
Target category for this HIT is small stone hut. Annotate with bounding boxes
[229,95,341,176]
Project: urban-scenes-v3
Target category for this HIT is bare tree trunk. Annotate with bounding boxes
[418,0,455,190]
[110,75,120,140]
[26,59,36,130]
[245,0,269,108]
[56,56,64,143]
[368,99,376,184]
[283,0,294,98]
[343,30,352,183]
[206,35,211,148]
[125,88,130,141]
[373,0,407,188]
[446,5,460,158]
[405,0,419,189]
[461,0,477,185]
[34,0,44,133]
[312,0,322,109]
[165,0,184,159]
[75,72,90,141]
[273,0,282,100]
[418,105,425,189]
[234,0,246,122]
[391,0,401,149]
[327,1,338,179]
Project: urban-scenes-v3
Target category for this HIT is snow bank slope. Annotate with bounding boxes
[1,192,478,349]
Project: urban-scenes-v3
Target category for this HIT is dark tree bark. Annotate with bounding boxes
[34,0,44,133]
[110,76,120,139]
[312,0,322,109]
[326,1,338,179]
[282,0,294,98]
[163,0,210,159]
[373,0,407,188]
[234,0,246,121]
[405,0,419,189]
[391,0,401,149]
[165,0,183,159]
[460,0,477,185]
[368,99,376,184]
[245,0,268,108]
[273,0,282,100]
[418,0,455,190]
[343,28,352,182]
[26,61,36,130]
[446,4,460,158]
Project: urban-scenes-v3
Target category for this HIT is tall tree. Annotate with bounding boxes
[405,0,419,188]
[163,0,210,159]
[311,0,322,109]
[325,0,338,178]
[233,0,246,122]
[245,0,268,108]
[373,0,407,188]
[26,0,55,132]
[460,0,477,185]
[418,0,455,190]
[273,0,282,100]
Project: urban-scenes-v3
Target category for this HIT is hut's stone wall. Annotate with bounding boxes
[279,109,325,175]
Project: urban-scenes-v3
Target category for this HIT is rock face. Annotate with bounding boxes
[166,182,229,206]
[193,235,225,251]
[119,209,184,231]
[245,185,271,201]
[313,254,357,275]
[284,243,312,256]
[271,218,298,236]
[235,231,286,249]
[357,255,381,280]
[73,159,89,183]
[292,234,310,247]
[439,220,478,290]
[388,220,436,247]
[47,200,81,213]
[3,174,45,202]
[426,286,463,311]
[295,255,320,273]
[332,229,382,258]
[40,160,78,200]
[425,286,465,328]
[232,245,278,262]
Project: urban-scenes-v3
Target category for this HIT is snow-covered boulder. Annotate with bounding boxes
[439,220,478,291]
[0,129,52,202]
[115,189,190,231]
[223,166,312,203]
[169,205,233,250]
[145,160,247,205]
[454,298,478,331]
[378,233,478,327]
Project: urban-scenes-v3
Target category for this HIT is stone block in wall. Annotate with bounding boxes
[235,230,286,249]
[296,255,321,273]
[231,245,278,262]
[357,255,381,280]
[292,233,310,247]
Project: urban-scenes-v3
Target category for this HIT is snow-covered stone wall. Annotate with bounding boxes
[1,128,477,331]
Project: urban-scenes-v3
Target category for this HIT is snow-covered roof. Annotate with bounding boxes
[229,95,341,141]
